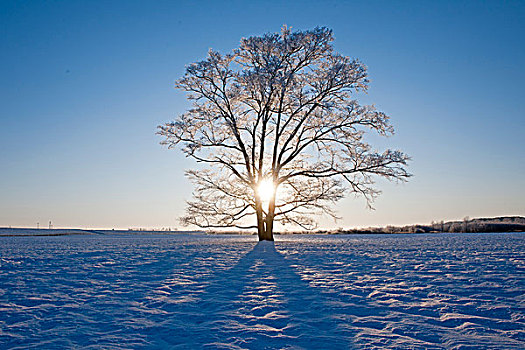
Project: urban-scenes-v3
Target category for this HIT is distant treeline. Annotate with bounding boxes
[205,216,525,235]
[4,216,523,237]
[322,216,525,235]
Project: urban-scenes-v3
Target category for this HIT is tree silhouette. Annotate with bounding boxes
[158,26,410,241]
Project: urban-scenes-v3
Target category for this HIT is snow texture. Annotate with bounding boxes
[0,233,523,349]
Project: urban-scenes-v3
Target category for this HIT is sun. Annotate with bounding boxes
[256,178,276,203]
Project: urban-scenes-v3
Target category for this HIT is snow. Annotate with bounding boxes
[0,233,523,349]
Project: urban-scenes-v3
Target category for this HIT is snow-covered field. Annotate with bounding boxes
[0,233,523,349]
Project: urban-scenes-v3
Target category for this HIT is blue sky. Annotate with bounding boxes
[1,0,524,229]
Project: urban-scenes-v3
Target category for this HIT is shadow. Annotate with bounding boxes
[5,235,521,348]
[152,241,351,349]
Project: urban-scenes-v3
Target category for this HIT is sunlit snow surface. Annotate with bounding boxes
[1,233,524,349]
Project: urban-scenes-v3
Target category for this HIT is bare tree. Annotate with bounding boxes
[158,26,411,241]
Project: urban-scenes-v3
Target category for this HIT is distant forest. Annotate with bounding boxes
[322,216,525,235]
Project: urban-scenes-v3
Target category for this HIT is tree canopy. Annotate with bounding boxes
[158,26,410,241]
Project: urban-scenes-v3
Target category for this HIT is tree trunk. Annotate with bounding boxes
[263,216,274,241]
[259,219,274,241]
[255,197,275,241]
[255,201,267,241]
[262,198,276,241]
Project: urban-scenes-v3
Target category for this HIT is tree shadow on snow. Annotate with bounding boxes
[155,241,352,349]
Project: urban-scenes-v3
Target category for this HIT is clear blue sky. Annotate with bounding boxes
[1,0,524,229]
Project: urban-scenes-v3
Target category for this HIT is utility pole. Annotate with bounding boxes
[49,221,52,229]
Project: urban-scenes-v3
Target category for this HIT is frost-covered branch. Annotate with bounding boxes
[158,26,411,239]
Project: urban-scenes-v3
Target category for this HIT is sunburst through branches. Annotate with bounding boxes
[256,178,277,206]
